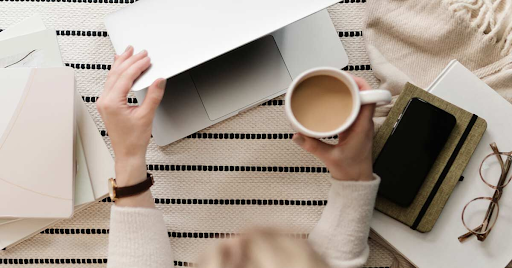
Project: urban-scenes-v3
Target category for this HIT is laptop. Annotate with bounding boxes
[105,1,348,145]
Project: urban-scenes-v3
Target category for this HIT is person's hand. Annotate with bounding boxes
[292,76,375,182]
[97,46,166,207]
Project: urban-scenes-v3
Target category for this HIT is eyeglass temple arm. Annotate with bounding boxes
[479,143,511,236]
[458,225,483,242]
[490,143,504,168]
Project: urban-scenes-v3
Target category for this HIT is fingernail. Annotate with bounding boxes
[125,45,132,52]
[158,79,166,90]
[138,49,147,56]
[292,134,305,145]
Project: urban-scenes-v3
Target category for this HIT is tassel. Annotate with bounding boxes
[445,0,512,55]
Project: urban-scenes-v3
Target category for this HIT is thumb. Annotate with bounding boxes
[141,78,166,115]
[292,133,332,162]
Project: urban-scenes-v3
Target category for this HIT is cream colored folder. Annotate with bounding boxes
[0,93,116,249]
[0,14,115,250]
[0,67,75,218]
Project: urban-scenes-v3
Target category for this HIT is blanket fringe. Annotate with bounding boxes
[445,0,512,55]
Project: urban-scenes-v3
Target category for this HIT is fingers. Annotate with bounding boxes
[111,46,133,71]
[112,56,152,98]
[107,48,147,92]
[336,75,374,145]
[292,133,333,163]
[117,49,148,75]
[104,46,134,92]
[351,74,375,127]
[351,75,371,91]
[140,78,167,116]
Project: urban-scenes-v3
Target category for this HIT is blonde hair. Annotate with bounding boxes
[198,229,330,268]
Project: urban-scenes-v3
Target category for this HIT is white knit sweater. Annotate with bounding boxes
[106,176,380,268]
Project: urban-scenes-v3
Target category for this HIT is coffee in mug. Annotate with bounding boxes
[291,75,353,133]
[285,67,392,138]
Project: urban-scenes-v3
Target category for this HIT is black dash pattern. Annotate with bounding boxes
[339,31,363,37]
[98,130,339,140]
[100,197,329,206]
[56,30,108,37]
[0,258,107,265]
[144,164,329,173]
[67,63,370,72]
[40,228,109,235]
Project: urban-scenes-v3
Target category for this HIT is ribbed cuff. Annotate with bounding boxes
[308,175,380,268]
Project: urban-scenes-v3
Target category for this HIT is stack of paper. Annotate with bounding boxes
[0,15,115,249]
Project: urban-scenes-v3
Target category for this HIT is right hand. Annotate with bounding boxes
[292,76,376,182]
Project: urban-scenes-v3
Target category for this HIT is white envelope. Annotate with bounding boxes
[0,67,76,219]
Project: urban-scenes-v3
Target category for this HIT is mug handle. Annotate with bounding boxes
[360,89,392,106]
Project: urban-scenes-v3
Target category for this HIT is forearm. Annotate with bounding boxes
[113,157,155,208]
[107,159,174,268]
[107,206,174,268]
[309,175,380,268]
[100,45,172,268]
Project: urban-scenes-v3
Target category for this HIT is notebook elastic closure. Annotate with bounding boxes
[411,114,478,230]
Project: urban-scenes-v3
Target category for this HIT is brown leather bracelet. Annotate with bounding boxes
[109,173,154,201]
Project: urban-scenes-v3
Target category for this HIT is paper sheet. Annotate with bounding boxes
[0,219,21,226]
[0,29,63,67]
[0,49,45,68]
[0,14,49,233]
[74,130,95,206]
[0,14,46,41]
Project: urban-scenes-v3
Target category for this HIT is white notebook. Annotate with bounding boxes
[371,60,512,268]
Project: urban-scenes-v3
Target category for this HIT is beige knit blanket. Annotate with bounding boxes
[365,0,512,127]
[0,1,419,268]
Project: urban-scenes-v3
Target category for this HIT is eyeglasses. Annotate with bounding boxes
[458,142,511,242]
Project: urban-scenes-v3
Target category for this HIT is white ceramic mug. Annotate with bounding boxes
[285,67,392,138]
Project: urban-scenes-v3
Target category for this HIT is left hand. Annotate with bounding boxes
[97,46,166,168]
[97,46,166,207]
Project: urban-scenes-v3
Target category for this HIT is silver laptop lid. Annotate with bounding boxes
[104,0,339,92]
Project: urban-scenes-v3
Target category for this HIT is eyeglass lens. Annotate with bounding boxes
[462,198,499,235]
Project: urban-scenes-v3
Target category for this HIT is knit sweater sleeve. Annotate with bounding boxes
[106,177,379,268]
[309,175,380,268]
[107,206,174,268]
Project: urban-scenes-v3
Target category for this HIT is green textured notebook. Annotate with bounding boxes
[373,83,487,232]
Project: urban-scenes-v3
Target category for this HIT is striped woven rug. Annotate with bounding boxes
[0,1,415,267]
